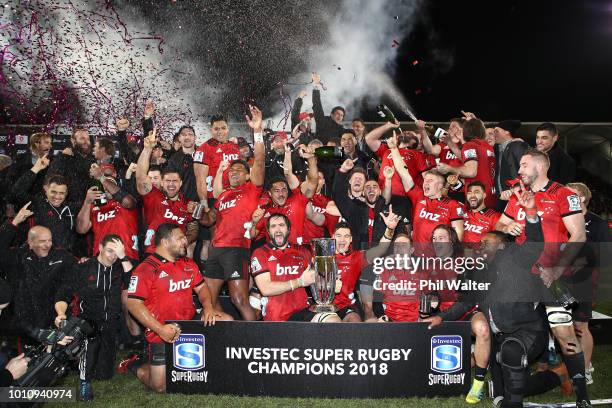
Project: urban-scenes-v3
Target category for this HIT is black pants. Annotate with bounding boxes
[79,321,118,382]
[490,328,559,408]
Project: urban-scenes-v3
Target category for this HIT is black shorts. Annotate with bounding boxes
[336,301,364,320]
[572,302,592,322]
[204,246,250,281]
[147,342,166,366]
[288,307,317,322]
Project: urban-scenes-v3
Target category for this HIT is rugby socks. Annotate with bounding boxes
[474,365,487,381]
[564,352,588,401]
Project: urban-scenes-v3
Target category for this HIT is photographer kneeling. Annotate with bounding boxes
[55,234,133,401]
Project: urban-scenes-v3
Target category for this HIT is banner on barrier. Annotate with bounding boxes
[166,321,471,398]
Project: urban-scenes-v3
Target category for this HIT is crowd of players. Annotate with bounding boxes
[0,72,609,407]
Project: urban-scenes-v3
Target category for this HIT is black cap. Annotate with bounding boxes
[0,278,11,304]
[494,120,521,136]
[236,137,251,148]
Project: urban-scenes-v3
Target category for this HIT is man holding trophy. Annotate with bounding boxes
[251,206,400,322]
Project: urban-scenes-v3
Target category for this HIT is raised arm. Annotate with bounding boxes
[415,120,441,156]
[382,166,394,204]
[135,128,156,196]
[212,161,229,199]
[245,105,265,187]
[13,154,50,205]
[291,91,306,131]
[283,145,300,191]
[364,206,400,263]
[388,133,414,192]
[311,73,325,125]
[298,147,319,199]
[365,121,400,153]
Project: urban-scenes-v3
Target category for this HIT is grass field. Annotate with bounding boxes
[46,344,612,408]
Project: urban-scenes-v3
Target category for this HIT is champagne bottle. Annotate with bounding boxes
[93,180,107,207]
[314,146,344,160]
[535,263,577,309]
[376,104,403,133]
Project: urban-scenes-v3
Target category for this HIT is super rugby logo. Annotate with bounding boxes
[431,335,462,373]
[173,334,205,370]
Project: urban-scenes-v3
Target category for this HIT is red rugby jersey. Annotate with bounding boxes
[250,244,311,321]
[193,138,240,198]
[127,254,204,343]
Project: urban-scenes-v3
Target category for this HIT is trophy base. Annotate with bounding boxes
[314,304,336,314]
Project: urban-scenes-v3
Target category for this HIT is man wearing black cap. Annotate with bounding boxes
[311,73,346,144]
[493,120,529,212]
[535,122,575,185]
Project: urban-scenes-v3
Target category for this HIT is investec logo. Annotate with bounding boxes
[428,335,465,386]
[174,334,205,370]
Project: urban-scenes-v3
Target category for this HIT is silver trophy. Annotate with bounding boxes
[310,238,338,313]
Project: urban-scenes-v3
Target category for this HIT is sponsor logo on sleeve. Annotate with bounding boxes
[127,276,138,293]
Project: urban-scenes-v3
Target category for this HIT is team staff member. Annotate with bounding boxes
[250,214,339,322]
[389,133,464,243]
[135,128,198,254]
[0,203,75,342]
[495,149,589,404]
[54,235,133,401]
[463,181,501,245]
[13,172,78,251]
[199,105,265,321]
[123,224,230,393]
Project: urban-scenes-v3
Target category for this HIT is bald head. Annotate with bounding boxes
[28,226,52,258]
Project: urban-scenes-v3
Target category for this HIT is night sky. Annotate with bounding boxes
[395,0,612,122]
[2,0,611,126]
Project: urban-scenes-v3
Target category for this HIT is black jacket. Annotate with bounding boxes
[312,89,345,144]
[546,143,575,185]
[332,169,404,250]
[47,151,95,205]
[494,139,529,195]
[57,258,123,325]
[439,216,547,334]
[0,222,75,335]
[7,152,49,205]
[13,172,78,249]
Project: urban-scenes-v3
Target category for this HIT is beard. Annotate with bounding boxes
[74,142,92,155]
[270,232,289,248]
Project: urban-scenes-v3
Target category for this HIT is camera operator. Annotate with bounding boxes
[54,234,133,401]
[0,202,75,343]
[0,278,29,386]
[425,183,591,408]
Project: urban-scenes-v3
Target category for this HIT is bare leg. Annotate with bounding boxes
[227,279,257,321]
